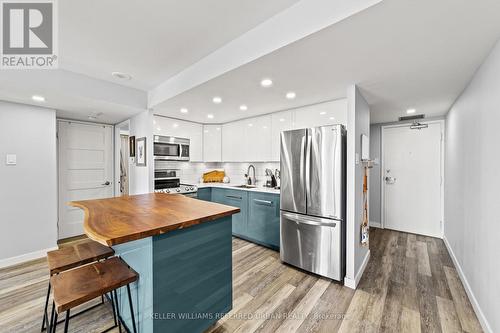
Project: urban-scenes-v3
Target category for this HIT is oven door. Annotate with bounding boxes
[154,178,180,190]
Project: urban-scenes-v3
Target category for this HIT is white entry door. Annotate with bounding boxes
[58,121,113,239]
[382,122,443,238]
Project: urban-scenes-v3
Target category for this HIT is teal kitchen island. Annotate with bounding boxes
[70,193,240,333]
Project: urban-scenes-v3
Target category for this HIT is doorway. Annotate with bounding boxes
[381,120,444,238]
[57,120,114,239]
[115,120,130,196]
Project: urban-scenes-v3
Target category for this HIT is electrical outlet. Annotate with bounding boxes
[6,154,16,165]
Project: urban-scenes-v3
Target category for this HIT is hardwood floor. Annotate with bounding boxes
[0,229,482,333]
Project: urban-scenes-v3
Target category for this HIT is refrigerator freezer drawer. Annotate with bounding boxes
[280,211,343,281]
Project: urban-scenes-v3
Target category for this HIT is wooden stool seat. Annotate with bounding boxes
[51,257,138,313]
[47,239,114,275]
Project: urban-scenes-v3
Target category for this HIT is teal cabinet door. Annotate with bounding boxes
[247,192,280,249]
[212,188,248,236]
[197,188,212,201]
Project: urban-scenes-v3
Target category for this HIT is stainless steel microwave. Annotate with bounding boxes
[153,135,190,161]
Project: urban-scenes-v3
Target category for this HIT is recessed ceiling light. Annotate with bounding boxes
[212,96,222,104]
[239,105,248,111]
[320,111,326,115]
[260,78,273,87]
[329,117,335,120]
[286,92,296,99]
[207,114,214,119]
[173,123,179,128]
[180,108,188,114]
[248,123,253,127]
[216,127,221,131]
[32,95,45,102]
[406,108,416,114]
[87,112,103,120]
[279,118,285,122]
[111,71,132,80]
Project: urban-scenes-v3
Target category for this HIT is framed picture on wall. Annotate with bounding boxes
[129,136,136,157]
[136,137,147,166]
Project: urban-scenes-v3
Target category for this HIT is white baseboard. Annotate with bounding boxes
[370,220,382,228]
[0,246,57,269]
[345,250,371,289]
[443,236,492,333]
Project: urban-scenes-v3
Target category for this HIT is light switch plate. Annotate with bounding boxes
[6,154,16,165]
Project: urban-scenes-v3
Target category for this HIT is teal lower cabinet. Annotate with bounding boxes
[246,192,280,250]
[200,187,280,250]
[211,188,248,237]
[196,187,212,201]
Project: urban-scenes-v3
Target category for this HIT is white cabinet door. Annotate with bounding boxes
[203,124,222,162]
[271,111,294,161]
[293,99,347,129]
[222,121,245,162]
[187,122,203,162]
[153,116,203,161]
[242,115,272,162]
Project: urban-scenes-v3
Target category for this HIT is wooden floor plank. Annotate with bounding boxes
[443,266,483,333]
[416,241,432,277]
[436,295,463,333]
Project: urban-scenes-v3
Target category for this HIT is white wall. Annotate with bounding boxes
[444,40,500,333]
[369,124,381,227]
[128,110,154,195]
[345,85,370,288]
[0,101,58,267]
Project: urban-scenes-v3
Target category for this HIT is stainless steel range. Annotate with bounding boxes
[154,169,197,197]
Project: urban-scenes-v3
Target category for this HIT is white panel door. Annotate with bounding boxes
[58,121,114,239]
[271,110,293,161]
[203,124,222,162]
[383,122,443,237]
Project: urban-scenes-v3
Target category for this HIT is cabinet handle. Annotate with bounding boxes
[226,195,242,200]
[254,199,273,206]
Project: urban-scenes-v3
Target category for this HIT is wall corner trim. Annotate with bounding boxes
[0,246,58,269]
[443,236,493,333]
[344,249,370,289]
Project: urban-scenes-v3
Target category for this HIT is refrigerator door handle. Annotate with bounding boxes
[281,212,337,228]
[305,129,312,208]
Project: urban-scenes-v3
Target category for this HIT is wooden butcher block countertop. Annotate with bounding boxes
[70,193,240,246]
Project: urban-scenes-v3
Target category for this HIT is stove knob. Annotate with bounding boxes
[176,189,181,192]
[190,187,194,191]
[165,189,170,193]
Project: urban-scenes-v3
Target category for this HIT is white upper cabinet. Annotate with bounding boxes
[271,110,294,161]
[203,124,222,162]
[153,116,203,162]
[222,121,245,162]
[293,99,347,129]
[242,115,272,162]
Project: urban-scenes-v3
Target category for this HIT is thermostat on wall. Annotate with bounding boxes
[6,154,16,165]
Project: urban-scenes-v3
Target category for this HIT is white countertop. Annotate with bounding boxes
[197,183,280,195]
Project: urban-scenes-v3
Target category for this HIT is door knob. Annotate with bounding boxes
[385,177,396,184]
[102,181,111,186]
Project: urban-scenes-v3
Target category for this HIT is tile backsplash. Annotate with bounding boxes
[155,161,279,186]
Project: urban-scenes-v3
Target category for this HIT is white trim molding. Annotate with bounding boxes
[344,250,370,289]
[443,236,493,333]
[0,246,57,269]
[370,220,382,228]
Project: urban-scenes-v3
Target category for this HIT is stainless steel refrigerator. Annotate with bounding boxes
[280,125,346,281]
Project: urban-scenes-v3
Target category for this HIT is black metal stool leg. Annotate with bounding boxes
[126,284,137,333]
[51,312,58,333]
[41,281,51,331]
[114,290,122,333]
[64,310,70,333]
[109,292,117,327]
[48,301,55,333]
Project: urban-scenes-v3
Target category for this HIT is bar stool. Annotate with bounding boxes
[42,239,115,331]
[47,256,139,333]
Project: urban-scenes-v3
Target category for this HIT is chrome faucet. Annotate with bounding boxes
[247,164,256,185]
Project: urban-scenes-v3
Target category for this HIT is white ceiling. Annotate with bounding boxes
[154,0,500,124]
[58,0,300,90]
